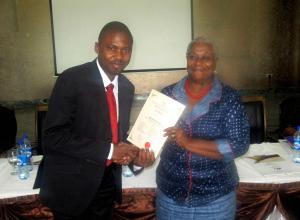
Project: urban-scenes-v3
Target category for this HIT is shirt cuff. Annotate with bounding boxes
[216,139,233,162]
[107,143,114,159]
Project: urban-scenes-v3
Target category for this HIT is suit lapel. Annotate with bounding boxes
[118,77,130,140]
[90,60,110,129]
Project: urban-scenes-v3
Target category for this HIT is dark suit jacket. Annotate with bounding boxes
[33,60,135,215]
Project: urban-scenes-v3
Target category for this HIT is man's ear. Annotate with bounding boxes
[94,42,99,54]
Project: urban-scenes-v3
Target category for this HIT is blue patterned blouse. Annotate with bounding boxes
[156,76,250,207]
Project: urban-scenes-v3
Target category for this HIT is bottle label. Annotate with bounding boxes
[18,155,28,166]
[294,136,300,150]
[294,142,300,150]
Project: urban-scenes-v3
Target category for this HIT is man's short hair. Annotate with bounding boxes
[98,21,133,43]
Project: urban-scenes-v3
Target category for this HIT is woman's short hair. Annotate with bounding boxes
[186,37,218,59]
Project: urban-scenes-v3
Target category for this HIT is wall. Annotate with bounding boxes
[0,0,55,101]
[0,0,299,145]
[0,0,185,102]
[192,0,299,89]
[0,0,186,143]
[294,0,300,84]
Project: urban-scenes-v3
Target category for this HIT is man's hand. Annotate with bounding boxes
[133,148,155,167]
[112,142,138,165]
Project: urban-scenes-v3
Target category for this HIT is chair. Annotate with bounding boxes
[242,96,266,144]
[35,104,48,155]
[278,96,300,137]
[0,105,17,154]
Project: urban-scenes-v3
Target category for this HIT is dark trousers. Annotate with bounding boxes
[53,166,116,220]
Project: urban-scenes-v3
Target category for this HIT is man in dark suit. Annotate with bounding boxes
[34,21,154,220]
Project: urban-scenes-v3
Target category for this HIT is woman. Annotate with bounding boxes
[156,37,250,220]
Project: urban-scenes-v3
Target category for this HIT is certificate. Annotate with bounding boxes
[127,89,185,158]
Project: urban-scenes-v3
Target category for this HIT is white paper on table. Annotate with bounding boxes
[242,156,300,176]
[240,143,300,176]
[253,160,300,176]
[127,89,185,158]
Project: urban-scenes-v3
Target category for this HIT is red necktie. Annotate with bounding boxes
[105,84,118,166]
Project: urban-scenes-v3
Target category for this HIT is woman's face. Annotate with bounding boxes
[186,42,216,84]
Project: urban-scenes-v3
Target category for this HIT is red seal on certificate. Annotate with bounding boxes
[144,142,151,149]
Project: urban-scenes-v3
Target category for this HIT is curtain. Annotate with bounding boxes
[236,182,300,220]
[2,183,300,220]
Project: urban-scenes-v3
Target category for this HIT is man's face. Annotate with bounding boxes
[96,31,132,78]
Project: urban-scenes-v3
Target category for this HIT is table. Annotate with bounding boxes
[1,142,300,220]
[0,155,52,219]
[235,141,300,220]
[121,141,300,220]
[0,156,157,220]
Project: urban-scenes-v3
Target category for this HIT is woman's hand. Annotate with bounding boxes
[133,148,155,167]
[164,126,222,159]
[164,126,190,148]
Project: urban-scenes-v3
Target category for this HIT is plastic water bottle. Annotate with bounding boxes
[292,126,300,163]
[17,134,33,174]
[23,134,33,171]
[17,154,30,180]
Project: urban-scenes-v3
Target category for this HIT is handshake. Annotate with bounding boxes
[111,142,155,168]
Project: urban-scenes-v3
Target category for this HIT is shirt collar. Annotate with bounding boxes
[96,59,118,90]
[171,75,222,122]
[172,74,222,103]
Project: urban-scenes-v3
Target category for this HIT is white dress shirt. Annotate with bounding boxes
[96,59,118,160]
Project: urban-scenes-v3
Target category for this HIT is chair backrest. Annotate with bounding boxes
[242,96,266,144]
[35,104,48,155]
[279,96,300,137]
[0,105,17,154]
